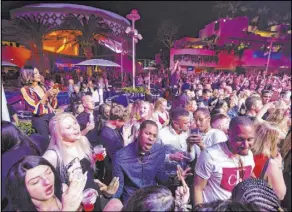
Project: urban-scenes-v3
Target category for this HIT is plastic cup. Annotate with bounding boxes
[93,145,105,162]
[82,188,98,212]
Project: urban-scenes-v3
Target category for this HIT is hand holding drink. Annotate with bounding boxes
[93,145,106,162]
[61,171,87,211]
[82,188,98,212]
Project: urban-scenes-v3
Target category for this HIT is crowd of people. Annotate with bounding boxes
[2,61,291,211]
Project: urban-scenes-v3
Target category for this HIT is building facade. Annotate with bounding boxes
[170,16,291,73]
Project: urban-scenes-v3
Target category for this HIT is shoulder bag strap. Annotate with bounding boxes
[259,158,270,180]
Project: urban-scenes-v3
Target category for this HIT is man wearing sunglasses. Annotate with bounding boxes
[193,116,255,206]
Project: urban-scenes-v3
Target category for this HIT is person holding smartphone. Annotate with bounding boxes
[20,66,59,140]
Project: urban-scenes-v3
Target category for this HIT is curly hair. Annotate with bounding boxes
[122,186,175,211]
[231,178,283,212]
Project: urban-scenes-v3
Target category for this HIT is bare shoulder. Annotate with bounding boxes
[43,149,58,168]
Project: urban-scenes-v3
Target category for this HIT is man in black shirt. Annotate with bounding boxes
[76,95,104,180]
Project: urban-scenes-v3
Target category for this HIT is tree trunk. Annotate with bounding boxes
[83,46,94,77]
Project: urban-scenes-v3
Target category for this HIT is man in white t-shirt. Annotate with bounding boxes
[187,108,228,158]
[193,116,255,205]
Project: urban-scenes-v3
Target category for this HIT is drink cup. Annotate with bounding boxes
[82,188,98,212]
[93,145,105,161]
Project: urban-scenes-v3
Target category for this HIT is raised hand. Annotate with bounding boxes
[177,165,193,179]
[187,134,205,150]
[170,152,191,162]
[175,170,190,206]
[61,171,87,211]
[94,177,119,198]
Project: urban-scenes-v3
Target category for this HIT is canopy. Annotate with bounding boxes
[2,61,19,67]
[143,66,157,71]
[75,59,121,67]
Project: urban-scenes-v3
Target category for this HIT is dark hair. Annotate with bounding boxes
[195,107,211,117]
[19,66,35,86]
[170,108,190,121]
[99,103,111,120]
[261,90,272,96]
[264,84,273,91]
[1,121,40,155]
[5,156,62,211]
[231,178,283,211]
[72,101,83,116]
[140,120,158,131]
[193,199,260,211]
[122,186,175,211]
[245,96,262,111]
[110,104,128,121]
[211,108,225,117]
[229,116,254,131]
[214,100,228,110]
[203,89,212,95]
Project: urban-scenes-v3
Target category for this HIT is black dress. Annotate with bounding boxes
[79,158,102,211]
[49,149,102,211]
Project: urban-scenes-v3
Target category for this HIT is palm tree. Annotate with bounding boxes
[57,14,113,59]
[212,1,251,19]
[2,16,57,74]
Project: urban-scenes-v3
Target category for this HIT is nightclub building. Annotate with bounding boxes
[170,16,291,73]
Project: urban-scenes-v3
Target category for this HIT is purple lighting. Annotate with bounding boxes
[126,9,140,21]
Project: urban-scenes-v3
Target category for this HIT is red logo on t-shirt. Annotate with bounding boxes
[220,166,252,192]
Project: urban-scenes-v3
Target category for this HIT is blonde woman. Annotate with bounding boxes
[43,113,120,211]
[122,101,154,146]
[256,100,290,137]
[122,101,140,146]
[153,98,169,130]
[251,122,286,200]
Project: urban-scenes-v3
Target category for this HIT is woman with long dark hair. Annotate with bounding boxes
[5,156,86,211]
[19,66,59,139]
[2,121,42,210]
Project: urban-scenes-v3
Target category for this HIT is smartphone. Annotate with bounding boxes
[190,128,200,135]
[66,157,83,180]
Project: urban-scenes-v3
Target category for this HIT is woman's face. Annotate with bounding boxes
[139,103,150,119]
[213,89,219,97]
[25,165,55,201]
[104,106,111,118]
[33,68,42,82]
[77,105,84,114]
[60,116,81,143]
[222,102,229,112]
[159,101,167,112]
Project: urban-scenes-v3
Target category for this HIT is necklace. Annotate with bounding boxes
[137,153,150,165]
[226,142,245,182]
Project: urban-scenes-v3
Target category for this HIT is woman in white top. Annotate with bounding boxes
[122,101,154,146]
[153,98,170,130]
[88,80,99,105]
